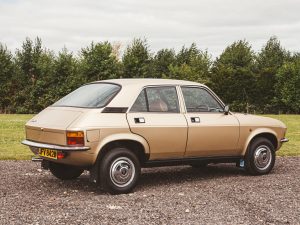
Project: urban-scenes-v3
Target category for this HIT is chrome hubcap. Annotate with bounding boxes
[254,145,272,170]
[110,157,135,187]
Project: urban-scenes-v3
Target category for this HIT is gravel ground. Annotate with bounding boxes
[0,157,299,225]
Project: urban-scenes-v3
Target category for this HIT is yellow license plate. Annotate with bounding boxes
[39,148,57,160]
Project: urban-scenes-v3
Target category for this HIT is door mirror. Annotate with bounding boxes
[224,105,230,115]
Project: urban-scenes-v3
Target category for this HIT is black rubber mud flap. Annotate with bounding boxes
[89,160,100,184]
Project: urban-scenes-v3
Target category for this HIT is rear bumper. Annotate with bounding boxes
[21,140,90,151]
[280,138,289,143]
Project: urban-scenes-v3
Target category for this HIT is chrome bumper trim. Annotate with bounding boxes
[21,140,90,151]
[280,138,289,143]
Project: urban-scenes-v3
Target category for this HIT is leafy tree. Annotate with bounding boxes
[275,59,300,113]
[122,38,152,78]
[13,37,55,113]
[176,43,199,65]
[211,40,256,112]
[22,51,55,113]
[15,37,44,85]
[168,44,211,84]
[255,36,289,112]
[188,50,211,84]
[38,48,82,107]
[152,48,176,78]
[0,44,14,113]
[0,36,299,114]
[54,48,82,93]
[80,41,121,82]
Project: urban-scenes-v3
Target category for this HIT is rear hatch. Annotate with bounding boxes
[25,107,84,145]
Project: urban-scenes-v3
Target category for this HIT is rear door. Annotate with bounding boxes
[126,86,188,160]
[181,86,240,157]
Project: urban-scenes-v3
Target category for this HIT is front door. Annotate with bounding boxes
[127,86,188,160]
[181,86,240,157]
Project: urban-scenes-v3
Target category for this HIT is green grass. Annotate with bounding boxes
[0,114,299,160]
[264,115,300,156]
[0,114,34,160]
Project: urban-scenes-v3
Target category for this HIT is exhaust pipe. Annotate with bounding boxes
[31,156,43,162]
[31,157,49,170]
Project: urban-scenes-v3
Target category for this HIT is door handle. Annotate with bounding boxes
[134,117,145,123]
[191,117,200,123]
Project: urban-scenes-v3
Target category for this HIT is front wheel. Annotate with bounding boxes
[49,162,84,180]
[245,137,275,175]
[99,148,140,194]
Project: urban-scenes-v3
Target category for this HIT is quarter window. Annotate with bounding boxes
[130,90,148,112]
[181,87,223,112]
[131,87,179,113]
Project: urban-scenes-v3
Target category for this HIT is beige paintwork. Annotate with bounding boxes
[184,113,240,157]
[26,126,66,146]
[127,113,188,159]
[23,78,287,167]
[234,113,286,154]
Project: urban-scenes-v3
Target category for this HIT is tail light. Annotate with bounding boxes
[67,131,84,146]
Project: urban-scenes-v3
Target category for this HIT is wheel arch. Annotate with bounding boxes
[242,129,278,155]
[93,133,150,165]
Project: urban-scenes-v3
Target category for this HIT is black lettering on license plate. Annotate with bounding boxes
[39,149,57,159]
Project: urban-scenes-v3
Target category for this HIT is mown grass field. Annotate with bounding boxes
[0,114,34,160]
[0,114,299,160]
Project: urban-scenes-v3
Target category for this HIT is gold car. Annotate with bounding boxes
[22,79,288,194]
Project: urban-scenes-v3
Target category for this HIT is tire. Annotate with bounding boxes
[49,162,84,180]
[245,137,275,175]
[99,147,141,194]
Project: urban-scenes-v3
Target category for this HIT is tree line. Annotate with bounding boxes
[0,37,299,114]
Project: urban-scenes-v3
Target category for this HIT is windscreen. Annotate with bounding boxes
[52,83,120,108]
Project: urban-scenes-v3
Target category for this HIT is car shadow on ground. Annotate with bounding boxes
[37,164,244,194]
[38,171,101,193]
[137,164,245,190]
[37,162,284,195]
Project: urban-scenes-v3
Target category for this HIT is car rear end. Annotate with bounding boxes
[22,82,122,167]
[22,107,95,166]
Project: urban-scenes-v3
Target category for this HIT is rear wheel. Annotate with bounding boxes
[245,137,275,175]
[49,162,84,180]
[99,147,140,194]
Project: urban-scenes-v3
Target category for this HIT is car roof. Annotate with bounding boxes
[93,78,204,87]
[90,78,210,108]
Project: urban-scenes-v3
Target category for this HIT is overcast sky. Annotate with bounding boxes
[0,0,299,58]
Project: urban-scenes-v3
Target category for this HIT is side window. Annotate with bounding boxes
[181,87,223,112]
[130,86,179,113]
[130,90,148,112]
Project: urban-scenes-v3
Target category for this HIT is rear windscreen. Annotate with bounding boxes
[52,83,120,108]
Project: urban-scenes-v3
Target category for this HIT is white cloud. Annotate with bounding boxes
[0,0,299,57]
